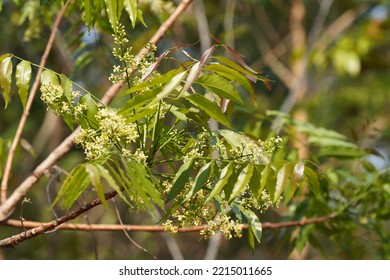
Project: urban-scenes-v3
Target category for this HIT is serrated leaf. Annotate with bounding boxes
[229,164,254,203]
[85,163,108,208]
[0,56,13,108]
[124,0,137,28]
[51,163,91,210]
[274,164,290,203]
[184,93,231,129]
[15,60,31,110]
[196,74,243,104]
[204,162,234,204]
[167,159,194,201]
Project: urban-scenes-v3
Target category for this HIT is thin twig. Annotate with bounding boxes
[112,198,158,259]
[0,0,194,222]
[0,0,73,204]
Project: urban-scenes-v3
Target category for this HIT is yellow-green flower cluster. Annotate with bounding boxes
[40,82,86,119]
[200,213,243,240]
[74,108,139,160]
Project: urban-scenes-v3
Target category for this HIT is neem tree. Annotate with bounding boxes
[0,0,388,259]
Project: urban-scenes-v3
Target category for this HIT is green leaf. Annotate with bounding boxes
[204,162,234,204]
[130,160,164,210]
[124,68,182,95]
[167,159,194,201]
[79,94,99,129]
[15,60,31,110]
[51,163,91,210]
[238,205,262,243]
[0,56,13,108]
[248,165,265,198]
[304,166,321,199]
[183,160,214,203]
[124,0,137,28]
[184,94,231,129]
[105,0,123,32]
[40,69,59,85]
[196,74,243,104]
[150,71,187,106]
[229,164,254,202]
[85,163,108,208]
[317,147,367,159]
[274,164,290,203]
[214,56,259,80]
[204,63,256,103]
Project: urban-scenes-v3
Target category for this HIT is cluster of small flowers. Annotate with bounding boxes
[162,220,179,234]
[40,82,86,120]
[74,108,139,160]
[200,213,243,240]
[182,132,211,163]
[258,136,283,155]
[147,100,170,120]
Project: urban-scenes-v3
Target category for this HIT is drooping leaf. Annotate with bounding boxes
[0,56,13,108]
[204,162,234,204]
[167,159,194,201]
[196,74,243,104]
[51,163,91,210]
[105,0,123,32]
[124,0,137,28]
[274,164,291,203]
[184,93,231,129]
[304,166,321,199]
[236,204,262,243]
[229,164,254,202]
[85,163,108,208]
[15,60,31,110]
[130,159,164,210]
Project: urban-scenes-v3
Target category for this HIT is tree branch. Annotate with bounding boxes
[0,0,194,222]
[0,197,339,248]
[0,0,72,204]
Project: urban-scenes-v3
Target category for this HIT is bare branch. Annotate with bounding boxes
[0,0,194,222]
[0,0,72,204]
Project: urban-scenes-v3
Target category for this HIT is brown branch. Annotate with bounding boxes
[0,0,194,222]
[0,0,72,205]
[0,203,339,248]
[0,190,118,248]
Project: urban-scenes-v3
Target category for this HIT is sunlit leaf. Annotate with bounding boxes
[150,71,187,106]
[15,60,31,110]
[229,164,254,202]
[183,160,214,203]
[204,162,234,204]
[124,0,137,28]
[51,163,91,210]
[167,159,194,201]
[40,69,59,85]
[79,94,99,129]
[196,74,243,104]
[86,163,108,208]
[274,164,290,203]
[184,93,231,129]
[204,63,256,103]
[0,56,13,108]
